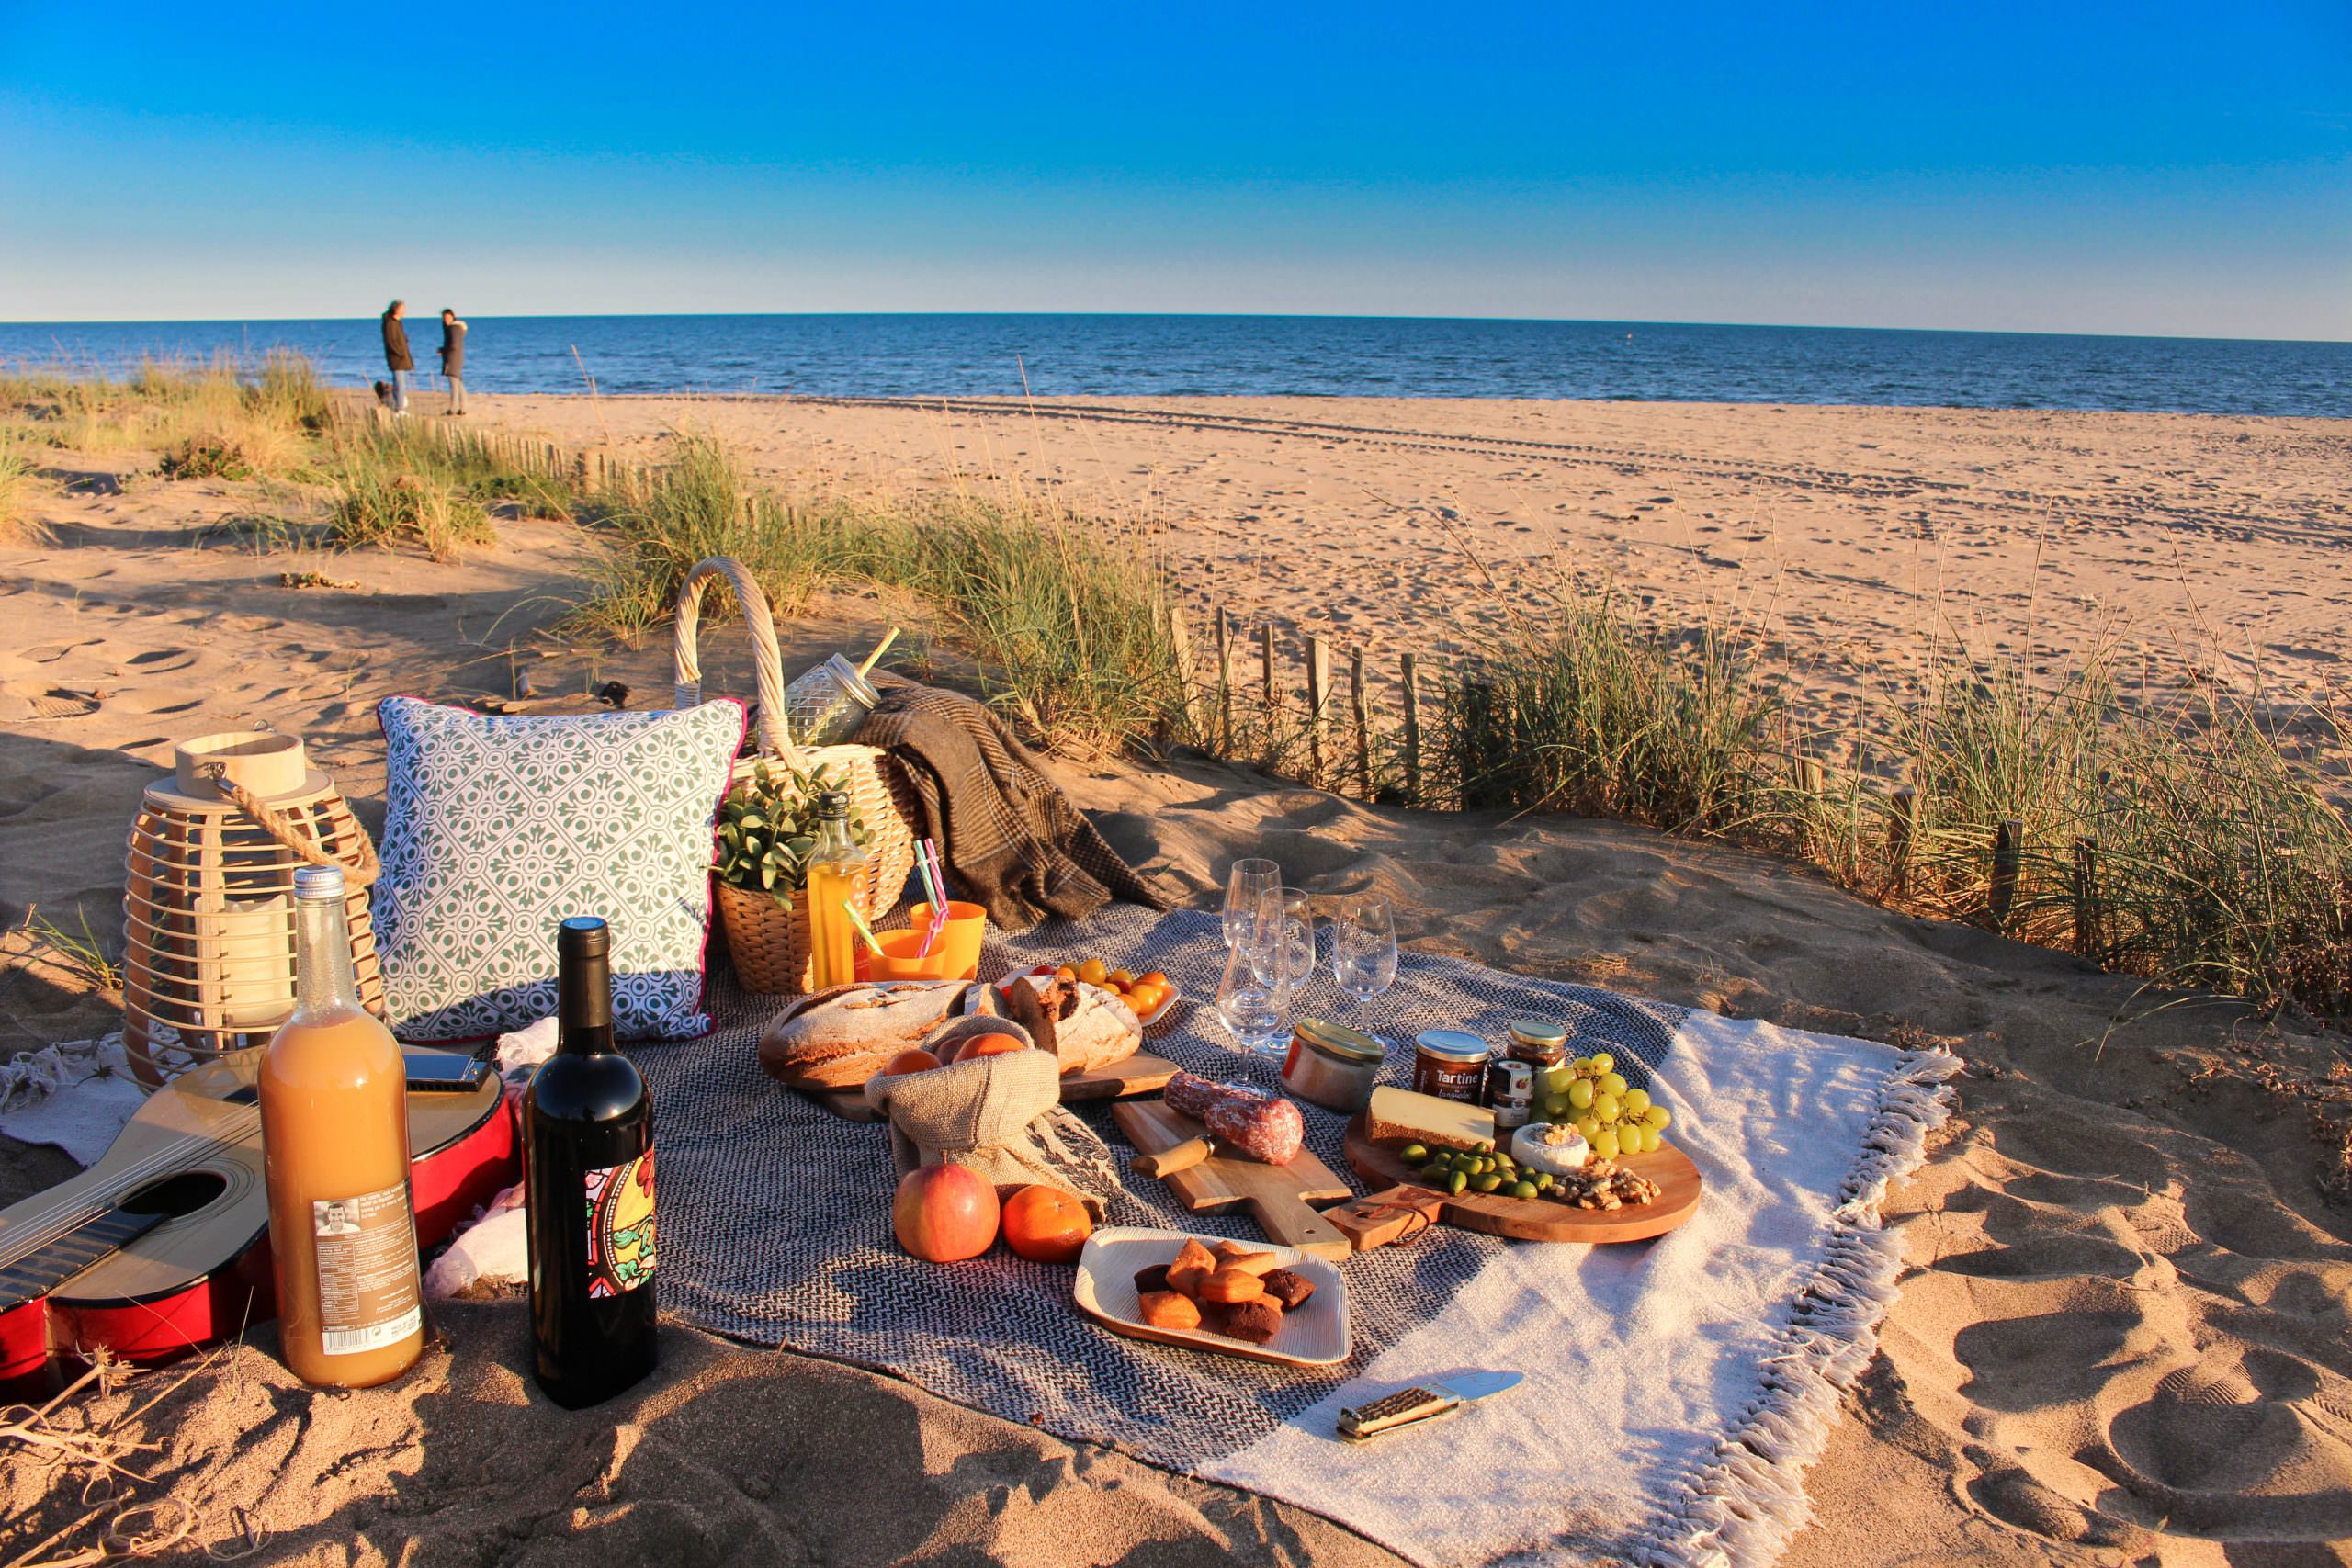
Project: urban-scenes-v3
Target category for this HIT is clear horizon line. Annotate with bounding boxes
[0,308,2344,350]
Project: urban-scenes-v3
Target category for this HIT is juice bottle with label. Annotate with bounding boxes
[802,791,868,990]
[524,916,658,1408]
[257,864,424,1388]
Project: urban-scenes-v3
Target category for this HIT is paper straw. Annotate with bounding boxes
[841,904,888,957]
[856,626,901,676]
[916,840,951,956]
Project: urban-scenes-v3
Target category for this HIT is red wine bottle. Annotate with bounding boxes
[524,917,658,1407]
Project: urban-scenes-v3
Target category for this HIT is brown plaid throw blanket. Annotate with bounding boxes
[854,678,1168,929]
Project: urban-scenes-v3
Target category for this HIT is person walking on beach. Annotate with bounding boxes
[438,308,468,414]
[380,300,413,415]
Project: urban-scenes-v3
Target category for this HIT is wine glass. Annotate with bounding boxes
[1216,933,1291,1057]
[1331,894,1398,1034]
[1222,858,1281,950]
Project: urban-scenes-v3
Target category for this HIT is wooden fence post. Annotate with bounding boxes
[1888,789,1915,895]
[1350,646,1372,796]
[1400,651,1423,807]
[1168,607,1198,739]
[1795,754,1825,796]
[1989,818,2024,931]
[1259,624,1276,741]
[1215,608,1235,754]
[2072,837,2102,958]
[1306,636,1330,784]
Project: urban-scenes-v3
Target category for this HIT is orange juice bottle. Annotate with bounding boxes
[803,790,868,989]
[257,864,423,1387]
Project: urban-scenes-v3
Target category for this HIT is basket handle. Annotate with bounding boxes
[670,557,805,764]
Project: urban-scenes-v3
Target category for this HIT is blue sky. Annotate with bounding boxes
[1,2,2346,338]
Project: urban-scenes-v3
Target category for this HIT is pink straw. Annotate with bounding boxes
[915,839,951,956]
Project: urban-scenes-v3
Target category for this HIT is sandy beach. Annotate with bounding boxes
[4,394,2350,1565]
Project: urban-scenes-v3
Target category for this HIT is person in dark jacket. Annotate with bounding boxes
[380,300,413,414]
[438,309,468,414]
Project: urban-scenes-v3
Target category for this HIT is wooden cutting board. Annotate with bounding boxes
[1343,1115,1702,1244]
[811,1053,1182,1123]
[1113,1100,1354,1261]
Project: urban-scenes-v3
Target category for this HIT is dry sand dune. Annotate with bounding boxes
[3,409,2349,1566]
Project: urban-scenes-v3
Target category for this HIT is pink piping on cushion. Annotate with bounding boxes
[372,693,750,1046]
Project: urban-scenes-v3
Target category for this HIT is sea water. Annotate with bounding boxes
[0,313,2344,418]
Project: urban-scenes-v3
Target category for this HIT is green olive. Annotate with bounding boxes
[1471,1173,1505,1194]
[1448,1169,1469,1195]
[1399,1144,1429,1165]
[1510,1180,1539,1201]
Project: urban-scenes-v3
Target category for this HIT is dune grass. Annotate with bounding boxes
[0,425,41,543]
[0,352,332,474]
[566,434,1182,750]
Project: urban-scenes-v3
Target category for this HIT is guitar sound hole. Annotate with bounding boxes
[118,1169,228,1218]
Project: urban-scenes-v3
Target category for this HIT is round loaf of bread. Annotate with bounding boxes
[757,980,974,1089]
[959,975,1141,1076]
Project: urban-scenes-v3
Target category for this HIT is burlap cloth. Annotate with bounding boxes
[867,1021,1123,1219]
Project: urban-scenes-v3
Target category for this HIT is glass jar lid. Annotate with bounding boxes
[1295,1018,1385,1065]
[1507,1018,1568,1048]
[822,652,882,708]
[1413,1029,1489,1064]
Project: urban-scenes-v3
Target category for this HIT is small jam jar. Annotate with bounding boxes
[1281,1018,1387,1113]
[1412,1030,1490,1102]
[1506,1018,1569,1075]
[1484,1057,1534,1131]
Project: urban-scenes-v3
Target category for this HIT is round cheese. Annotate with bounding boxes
[1511,1122,1590,1175]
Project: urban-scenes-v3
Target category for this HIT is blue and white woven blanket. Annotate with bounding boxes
[630,906,1956,1568]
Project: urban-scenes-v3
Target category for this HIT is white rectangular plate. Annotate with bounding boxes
[1072,1226,1351,1368]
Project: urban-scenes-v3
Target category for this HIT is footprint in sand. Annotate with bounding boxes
[0,682,101,721]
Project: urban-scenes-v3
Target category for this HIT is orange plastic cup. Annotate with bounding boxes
[865,929,963,982]
[908,900,986,981]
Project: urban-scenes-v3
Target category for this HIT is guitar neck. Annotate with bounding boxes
[0,1205,173,1313]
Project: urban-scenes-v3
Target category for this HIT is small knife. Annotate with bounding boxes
[1337,1371,1524,1442]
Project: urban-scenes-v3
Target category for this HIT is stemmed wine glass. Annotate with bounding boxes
[1215,885,1292,1057]
[1222,858,1281,950]
[1331,894,1398,1037]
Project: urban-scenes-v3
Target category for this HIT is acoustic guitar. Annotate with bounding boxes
[0,1048,518,1390]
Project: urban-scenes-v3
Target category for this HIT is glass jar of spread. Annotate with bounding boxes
[1506,1018,1568,1073]
[1281,1018,1386,1113]
[1412,1030,1489,1103]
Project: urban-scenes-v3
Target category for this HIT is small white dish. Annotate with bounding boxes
[1072,1225,1351,1367]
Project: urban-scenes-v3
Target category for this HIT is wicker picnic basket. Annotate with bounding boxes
[673,558,920,995]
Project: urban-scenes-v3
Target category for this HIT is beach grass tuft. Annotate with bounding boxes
[0,424,43,543]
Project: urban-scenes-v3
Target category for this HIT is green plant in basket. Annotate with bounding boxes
[715,761,872,910]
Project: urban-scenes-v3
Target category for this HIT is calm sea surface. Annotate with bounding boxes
[0,314,2344,417]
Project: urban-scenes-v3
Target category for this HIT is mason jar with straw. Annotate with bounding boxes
[782,628,899,749]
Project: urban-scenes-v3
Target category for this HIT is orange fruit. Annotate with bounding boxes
[1125,983,1163,1014]
[1137,971,1168,988]
[1108,968,1135,988]
[1055,964,1079,982]
[1001,1183,1094,1264]
[1077,958,1109,986]
[879,1048,941,1077]
[959,1033,1028,1060]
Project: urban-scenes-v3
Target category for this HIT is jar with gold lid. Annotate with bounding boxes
[1282,1017,1386,1112]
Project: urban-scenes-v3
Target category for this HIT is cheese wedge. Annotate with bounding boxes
[1366,1086,1496,1154]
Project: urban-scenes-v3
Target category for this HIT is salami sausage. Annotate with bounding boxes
[1164,1072,1306,1165]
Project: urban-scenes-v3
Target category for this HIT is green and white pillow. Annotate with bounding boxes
[374,696,745,1042]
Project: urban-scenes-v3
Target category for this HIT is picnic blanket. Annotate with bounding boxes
[853,675,1169,928]
[636,907,1957,1568]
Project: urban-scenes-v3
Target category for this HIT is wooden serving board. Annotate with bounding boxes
[1114,1100,1353,1261]
[811,1053,1182,1123]
[1344,1115,1702,1245]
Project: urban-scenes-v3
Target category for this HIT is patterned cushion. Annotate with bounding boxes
[373,696,745,1042]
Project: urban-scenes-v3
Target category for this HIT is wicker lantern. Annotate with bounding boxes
[120,732,384,1082]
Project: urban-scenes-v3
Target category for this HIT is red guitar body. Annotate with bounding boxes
[0,1049,516,1391]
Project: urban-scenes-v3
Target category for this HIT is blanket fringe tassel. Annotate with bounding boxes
[1635,1047,1962,1568]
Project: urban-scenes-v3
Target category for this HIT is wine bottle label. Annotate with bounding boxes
[584,1150,657,1298]
[311,1182,422,1357]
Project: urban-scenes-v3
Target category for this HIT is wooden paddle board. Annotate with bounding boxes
[1114,1100,1353,1261]
[1344,1115,1702,1245]
[811,1053,1182,1123]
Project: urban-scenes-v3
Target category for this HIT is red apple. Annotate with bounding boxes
[892,1163,1001,1262]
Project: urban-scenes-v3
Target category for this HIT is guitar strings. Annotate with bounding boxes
[0,1108,264,1273]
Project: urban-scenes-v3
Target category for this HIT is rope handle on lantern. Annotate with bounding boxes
[201,763,383,888]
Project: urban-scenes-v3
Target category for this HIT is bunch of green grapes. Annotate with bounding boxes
[1532,1052,1672,1161]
